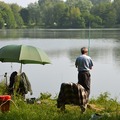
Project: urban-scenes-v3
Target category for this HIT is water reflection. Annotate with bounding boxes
[113,46,120,67]
[0,29,120,39]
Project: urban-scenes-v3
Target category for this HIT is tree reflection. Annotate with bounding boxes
[113,46,120,67]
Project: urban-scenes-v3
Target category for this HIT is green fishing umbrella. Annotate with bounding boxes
[0,44,51,72]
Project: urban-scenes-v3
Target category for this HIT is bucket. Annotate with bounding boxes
[0,95,11,113]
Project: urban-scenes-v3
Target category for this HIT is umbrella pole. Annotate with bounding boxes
[19,63,22,73]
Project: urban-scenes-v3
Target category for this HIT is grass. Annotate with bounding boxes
[0,83,120,120]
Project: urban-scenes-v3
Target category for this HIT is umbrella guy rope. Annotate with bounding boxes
[0,99,19,112]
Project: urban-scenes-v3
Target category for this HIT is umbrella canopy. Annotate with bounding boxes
[0,45,51,72]
[0,44,51,64]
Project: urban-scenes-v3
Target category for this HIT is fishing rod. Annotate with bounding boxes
[88,22,91,56]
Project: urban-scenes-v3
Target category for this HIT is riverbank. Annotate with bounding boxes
[0,92,120,120]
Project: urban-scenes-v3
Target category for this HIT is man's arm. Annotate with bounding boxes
[75,58,78,68]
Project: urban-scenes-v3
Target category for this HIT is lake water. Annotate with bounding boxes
[0,29,120,101]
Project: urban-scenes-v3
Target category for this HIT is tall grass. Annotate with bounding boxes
[0,83,120,120]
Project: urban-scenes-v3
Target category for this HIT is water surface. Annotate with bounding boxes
[0,29,120,101]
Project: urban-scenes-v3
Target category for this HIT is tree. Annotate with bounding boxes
[112,0,120,24]
[0,13,4,28]
[66,0,93,13]
[10,4,24,28]
[52,2,69,28]
[90,0,111,5]
[38,0,62,27]
[0,1,16,28]
[91,2,117,27]
[69,7,85,28]
[104,9,117,27]
[20,8,29,25]
[27,2,41,26]
[82,12,102,28]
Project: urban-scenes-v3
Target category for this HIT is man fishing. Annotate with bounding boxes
[75,47,93,97]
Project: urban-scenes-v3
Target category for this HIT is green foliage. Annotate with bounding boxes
[27,2,41,26]
[39,92,52,100]
[0,80,8,95]
[0,13,4,28]
[112,0,120,24]
[66,0,93,13]
[91,2,117,27]
[0,91,120,119]
[90,0,111,5]
[1,0,120,28]
[10,4,24,28]
[90,92,120,114]
[0,1,16,28]
[20,8,29,25]
[0,1,24,28]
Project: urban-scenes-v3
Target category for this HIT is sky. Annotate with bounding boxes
[1,0,114,8]
[1,0,66,8]
[1,0,38,7]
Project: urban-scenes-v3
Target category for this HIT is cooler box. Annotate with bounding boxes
[0,95,11,112]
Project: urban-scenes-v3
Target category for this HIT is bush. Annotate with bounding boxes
[40,92,52,100]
